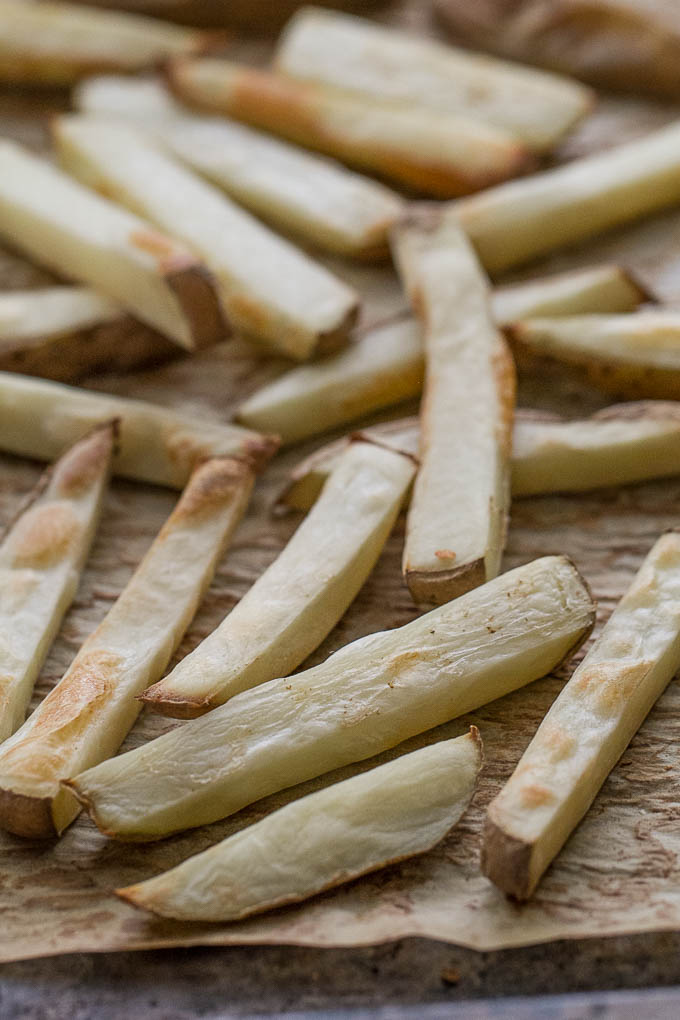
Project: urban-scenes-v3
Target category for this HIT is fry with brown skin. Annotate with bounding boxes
[166,58,535,198]
[392,205,515,607]
[0,456,254,839]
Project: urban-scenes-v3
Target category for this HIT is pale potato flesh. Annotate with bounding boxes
[117,730,482,922]
[483,530,680,900]
[0,457,254,839]
[509,312,680,398]
[0,372,276,487]
[274,6,593,151]
[0,424,114,744]
[0,0,210,84]
[75,75,405,258]
[54,116,359,360]
[0,287,120,343]
[393,207,514,606]
[142,441,415,716]
[167,58,533,198]
[69,555,594,841]
[237,265,643,446]
[0,139,223,350]
[457,120,680,274]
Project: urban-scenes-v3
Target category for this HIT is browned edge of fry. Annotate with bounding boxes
[314,300,361,357]
[164,258,229,350]
[405,558,488,608]
[115,725,484,921]
[347,430,420,466]
[240,431,280,473]
[0,787,58,840]
[480,807,534,901]
[137,686,212,719]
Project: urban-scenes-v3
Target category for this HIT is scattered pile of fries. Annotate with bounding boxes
[2,0,680,927]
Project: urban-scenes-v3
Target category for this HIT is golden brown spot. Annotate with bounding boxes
[130,230,195,275]
[539,722,575,763]
[573,660,651,717]
[172,456,253,523]
[225,292,271,337]
[51,423,115,498]
[435,549,457,561]
[519,784,555,809]
[25,649,120,740]
[8,502,80,569]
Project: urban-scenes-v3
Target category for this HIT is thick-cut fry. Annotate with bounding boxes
[117,730,482,922]
[68,555,595,841]
[0,140,224,350]
[0,423,115,744]
[142,440,415,717]
[434,0,680,100]
[0,456,254,839]
[237,265,645,445]
[0,373,276,487]
[393,206,515,607]
[0,287,178,381]
[457,121,680,274]
[0,0,219,85]
[166,58,534,198]
[277,402,680,510]
[54,116,358,360]
[483,530,680,900]
[509,312,680,400]
[75,75,405,259]
[274,6,593,152]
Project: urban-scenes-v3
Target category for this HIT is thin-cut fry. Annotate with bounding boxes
[483,530,680,900]
[277,402,680,510]
[166,58,534,198]
[54,116,358,360]
[0,286,178,382]
[0,0,220,85]
[67,555,595,841]
[457,121,680,274]
[274,6,593,152]
[117,730,482,922]
[237,265,646,445]
[0,456,254,839]
[508,312,680,399]
[75,75,405,259]
[393,206,515,607]
[142,440,415,717]
[0,139,224,350]
[0,423,115,744]
[0,372,276,487]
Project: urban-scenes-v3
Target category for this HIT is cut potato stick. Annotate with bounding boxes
[237,265,646,445]
[166,58,534,198]
[75,75,405,260]
[393,206,515,607]
[483,530,680,900]
[0,139,224,350]
[0,423,115,744]
[117,729,482,922]
[54,116,358,360]
[277,402,680,511]
[68,555,595,841]
[142,440,415,717]
[0,0,219,85]
[0,372,276,487]
[0,456,254,839]
[509,312,680,400]
[274,6,593,153]
[457,120,680,274]
[0,286,178,382]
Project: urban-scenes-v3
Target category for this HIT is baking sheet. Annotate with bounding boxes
[2,22,680,962]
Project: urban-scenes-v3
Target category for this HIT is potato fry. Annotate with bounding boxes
[0,372,276,487]
[509,312,680,399]
[0,423,114,744]
[457,121,680,274]
[274,6,593,152]
[237,265,646,445]
[54,116,359,360]
[393,206,515,607]
[0,0,219,85]
[0,139,224,350]
[117,730,482,922]
[142,440,415,717]
[75,75,405,259]
[68,555,595,841]
[0,456,254,839]
[166,58,534,198]
[483,530,680,899]
[0,286,178,381]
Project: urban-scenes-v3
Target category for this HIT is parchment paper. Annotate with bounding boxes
[2,14,680,961]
